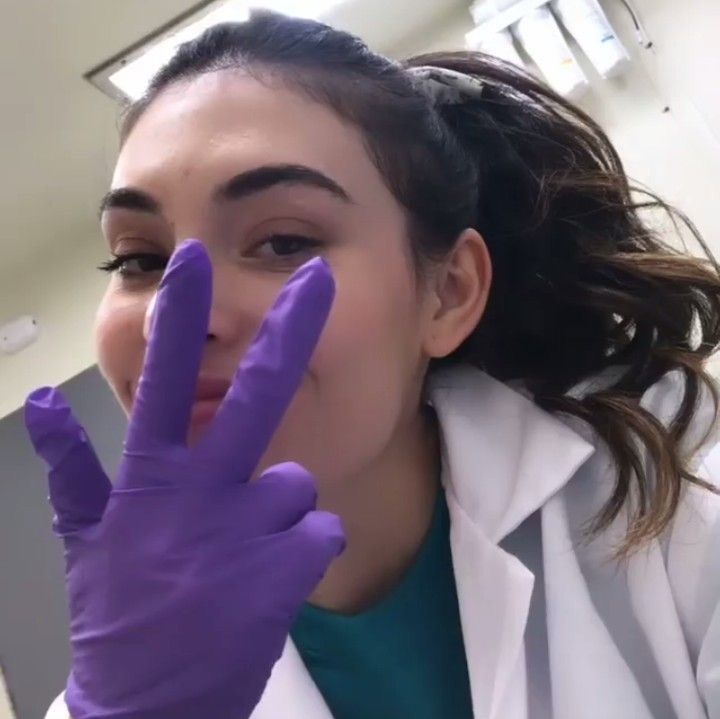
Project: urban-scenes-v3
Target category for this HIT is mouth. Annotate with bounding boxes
[189,397,224,425]
[129,375,231,425]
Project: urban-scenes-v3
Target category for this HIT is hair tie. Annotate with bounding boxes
[406,65,486,106]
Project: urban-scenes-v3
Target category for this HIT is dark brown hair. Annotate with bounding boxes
[119,10,720,558]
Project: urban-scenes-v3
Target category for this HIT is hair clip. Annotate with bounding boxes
[406,65,486,106]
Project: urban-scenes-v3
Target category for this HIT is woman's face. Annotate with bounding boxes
[95,70,438,484]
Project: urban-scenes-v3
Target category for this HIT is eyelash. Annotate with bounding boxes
[97,252,166,276]
[97,235,322,278]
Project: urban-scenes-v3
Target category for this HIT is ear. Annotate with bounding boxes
[422,228,492,359]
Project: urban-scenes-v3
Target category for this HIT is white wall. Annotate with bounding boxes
[2,0,720,419]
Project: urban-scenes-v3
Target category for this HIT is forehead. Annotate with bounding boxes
[112,70,379,201]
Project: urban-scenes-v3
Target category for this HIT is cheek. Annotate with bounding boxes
[94,290,147,415]
[259,252,424,481]
[318,263,417,368]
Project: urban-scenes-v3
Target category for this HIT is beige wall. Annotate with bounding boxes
[2,0,720,419]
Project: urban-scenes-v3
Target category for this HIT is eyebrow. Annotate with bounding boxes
[98,163,353,218]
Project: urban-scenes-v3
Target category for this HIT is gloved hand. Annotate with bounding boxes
[24,238,346,719]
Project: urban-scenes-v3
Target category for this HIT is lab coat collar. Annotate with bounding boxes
[427,364,596,544]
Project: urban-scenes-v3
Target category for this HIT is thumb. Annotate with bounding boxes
[24,387,111,535]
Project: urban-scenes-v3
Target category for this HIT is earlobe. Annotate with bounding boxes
[422,228,491,359]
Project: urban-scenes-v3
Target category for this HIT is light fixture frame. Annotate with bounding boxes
[85,0,220,104]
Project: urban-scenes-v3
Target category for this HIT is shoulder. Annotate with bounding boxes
[630,367,720,668]
[545,364,720,560]
[639,368,720,474]
[562,365,720,472]
[567,366,720,682]
[664,437,720,668]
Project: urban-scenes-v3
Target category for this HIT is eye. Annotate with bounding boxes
[253,234,322,261]
[97,253,168,278]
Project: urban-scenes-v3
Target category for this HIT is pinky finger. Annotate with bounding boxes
[24,387,111,535]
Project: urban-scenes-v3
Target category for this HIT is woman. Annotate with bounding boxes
[27,10,720,719]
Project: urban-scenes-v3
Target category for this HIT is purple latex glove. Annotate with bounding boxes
[24,238,346,719]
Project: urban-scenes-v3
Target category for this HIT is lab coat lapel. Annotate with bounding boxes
[428,366,595,718]
[445,493,535,717]
[249,636,334,719]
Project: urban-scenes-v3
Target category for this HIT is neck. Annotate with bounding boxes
[308,405,441,614]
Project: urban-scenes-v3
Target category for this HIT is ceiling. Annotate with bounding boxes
[0,0,467,282]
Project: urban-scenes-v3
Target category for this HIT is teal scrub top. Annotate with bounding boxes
[289,485,474,719]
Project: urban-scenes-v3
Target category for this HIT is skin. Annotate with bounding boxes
[95,69,491,613]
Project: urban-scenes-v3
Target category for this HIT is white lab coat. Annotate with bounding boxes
[47,364,720,718]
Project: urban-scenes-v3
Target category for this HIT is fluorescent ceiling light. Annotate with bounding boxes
[100,0,346,102]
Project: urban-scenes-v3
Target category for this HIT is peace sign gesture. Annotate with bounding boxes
[25,239,346,719]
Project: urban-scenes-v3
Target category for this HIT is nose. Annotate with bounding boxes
[142,292,158,340]
[141,258,278,353]
[143,286,217,344]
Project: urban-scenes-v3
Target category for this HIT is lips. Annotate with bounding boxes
[193,376,232,402]
[190,397,223,425]
[130,376,232,423]
[191,376,231,425]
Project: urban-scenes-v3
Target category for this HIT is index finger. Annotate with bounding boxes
[193,256,334,479]
[124,239,213,454]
